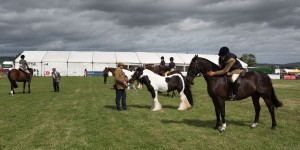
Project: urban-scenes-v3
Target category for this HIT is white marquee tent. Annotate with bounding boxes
[15,51,248,76]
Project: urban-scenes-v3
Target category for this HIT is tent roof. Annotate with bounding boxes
[284,69,300,73]
[68,51,93,62]
[136,52,160,64]
[115,52,140,64]
[42,51,71,62]
[93,51,116,63]
[15,51,248,68]
[15,51,48,62]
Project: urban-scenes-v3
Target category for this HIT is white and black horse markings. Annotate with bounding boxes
[130,67,193,111]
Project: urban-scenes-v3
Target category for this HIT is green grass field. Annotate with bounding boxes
[0,76,299,149]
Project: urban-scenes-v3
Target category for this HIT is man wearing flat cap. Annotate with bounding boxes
[113,62,128,111]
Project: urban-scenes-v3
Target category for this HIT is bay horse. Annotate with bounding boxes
[8,68,34,96]
[103,67,116,84]
[129,67,193,111]
[144,64,170,76]
[186,55,283,132]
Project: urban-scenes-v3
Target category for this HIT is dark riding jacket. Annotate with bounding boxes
[216,53,243,75]
[169,61,176,69]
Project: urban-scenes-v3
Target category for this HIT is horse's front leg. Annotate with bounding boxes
[28,81,31,93]
[152,91,162,111]
[23,82,26,93]
[219,99,226,132]
[212,100,221,130]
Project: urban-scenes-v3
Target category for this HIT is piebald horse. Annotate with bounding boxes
[130,67,193,111]
[8,68,33,96]
[186,55,283,132]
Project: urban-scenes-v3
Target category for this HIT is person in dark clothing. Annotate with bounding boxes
[207,47,243,100]
[114,62,128,111]
[52,68,61,92]
[160,56,165,67]
[168,57,176,71]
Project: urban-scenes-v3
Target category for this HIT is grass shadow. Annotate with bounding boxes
[127,104,150,109]
[161,119,247,129]
[104,105,116,110]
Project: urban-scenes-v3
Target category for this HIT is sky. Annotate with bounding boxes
[0,0,299,64]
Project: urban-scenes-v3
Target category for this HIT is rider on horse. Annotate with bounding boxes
[157,56,166,76]
[19,55,30,81]
[164,57,176,76]
[207,47,243,100]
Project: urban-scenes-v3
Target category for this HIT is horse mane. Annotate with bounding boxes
[192,55,221,72]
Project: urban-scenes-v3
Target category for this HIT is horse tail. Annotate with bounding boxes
[184,79,193,106]
[271,87,283,108]
[178,75,193,106]
[8,71,18,88]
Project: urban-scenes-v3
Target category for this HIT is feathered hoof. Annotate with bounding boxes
[151,103,162,111]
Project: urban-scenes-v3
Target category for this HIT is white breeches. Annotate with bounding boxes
[231,74,240,82]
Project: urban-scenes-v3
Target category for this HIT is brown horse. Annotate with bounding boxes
[103,67,116,84]
[8,68,33,96]
[144,64,170,76]
[186,55,283,132]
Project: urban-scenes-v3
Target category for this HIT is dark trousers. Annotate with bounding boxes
[115,89,127,110]
[53,81,59,92]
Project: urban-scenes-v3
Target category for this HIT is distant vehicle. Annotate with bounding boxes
[2,61,14,71]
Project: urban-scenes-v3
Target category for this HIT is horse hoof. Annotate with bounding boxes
[151,108,161,111]
[251,123,258,128]
[271,126,276,130]
[219,129,226,133]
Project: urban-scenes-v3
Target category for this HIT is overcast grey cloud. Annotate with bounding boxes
[0,0,299,63]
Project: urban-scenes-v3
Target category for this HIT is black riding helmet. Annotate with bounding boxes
[218,47,230,56]
[21,55,25,59]
[161,56,164,59]
[170,57,174,61]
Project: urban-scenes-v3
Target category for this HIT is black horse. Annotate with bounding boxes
[186,55,282,132]
[8,68,33,96]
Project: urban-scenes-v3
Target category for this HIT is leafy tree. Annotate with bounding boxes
[240,54,257,67]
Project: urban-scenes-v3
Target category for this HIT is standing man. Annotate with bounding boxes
[52,68,61,92]
[207,47,243,100]
[113,62,128,111]
[19,55,30,81]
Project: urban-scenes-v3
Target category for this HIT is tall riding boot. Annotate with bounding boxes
[230,81,239,100]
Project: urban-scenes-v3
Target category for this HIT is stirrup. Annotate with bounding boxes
[228,94,237,101]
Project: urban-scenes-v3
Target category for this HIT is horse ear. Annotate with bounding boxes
[195,54,198,58]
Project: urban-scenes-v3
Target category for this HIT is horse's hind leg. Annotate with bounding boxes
[251,94,261,128]
[261,96,277,130]
[178,91,191,110]
[10,85,14,96]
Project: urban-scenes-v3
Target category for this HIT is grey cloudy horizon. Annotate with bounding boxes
[0,0,299,64]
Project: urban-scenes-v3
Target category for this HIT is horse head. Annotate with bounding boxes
[186,55,199,84]
[186,55,220,84]
[129,67,144,83]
